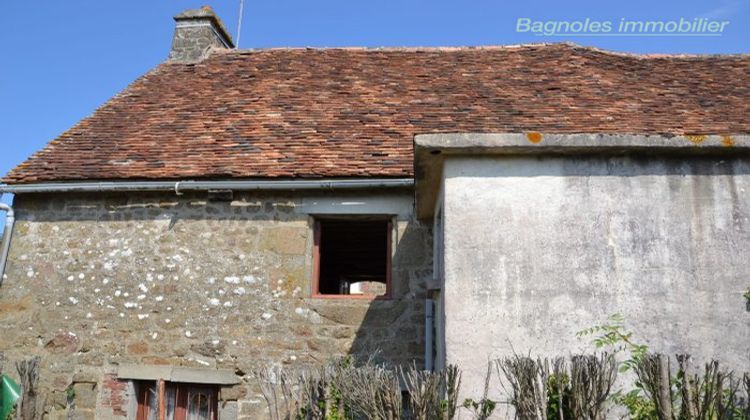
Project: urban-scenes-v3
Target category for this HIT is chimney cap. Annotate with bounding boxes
[173,6,234,49]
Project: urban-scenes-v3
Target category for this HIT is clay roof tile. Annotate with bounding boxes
[4,43,750,183]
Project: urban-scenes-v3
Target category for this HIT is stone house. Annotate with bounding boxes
[0,6,749,419]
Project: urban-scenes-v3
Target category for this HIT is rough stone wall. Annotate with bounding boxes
[169,24,227,62]
[0,190,431,419]
[441,155,750,400]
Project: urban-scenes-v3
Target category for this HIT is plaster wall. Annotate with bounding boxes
[441,155,750,399]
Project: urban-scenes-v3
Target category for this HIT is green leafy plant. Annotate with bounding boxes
[321,383,345,420]
[576,313,648,373]
[580,317,750,419]
[462,364,495,420]
[66,385,76,402]
[611,388,657,420]
[744,288,750,305]
[546,372,573,420]
[462,398,496,420]
[577,314,655,418]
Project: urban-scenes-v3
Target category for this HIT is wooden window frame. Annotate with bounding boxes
[135,381,151,420]
[312,216,393,300]
[136,380,218,420]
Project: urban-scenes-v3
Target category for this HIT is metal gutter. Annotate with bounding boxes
[0,179,415,194]
[0,202,14,285]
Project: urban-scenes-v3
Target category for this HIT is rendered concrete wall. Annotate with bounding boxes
[0,190,431,419]
[441,155,750,399]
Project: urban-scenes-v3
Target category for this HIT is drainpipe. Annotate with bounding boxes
[425,298,434,371]
[0,202,14,285]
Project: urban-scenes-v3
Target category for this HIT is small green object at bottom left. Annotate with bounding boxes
[0,375,21,420]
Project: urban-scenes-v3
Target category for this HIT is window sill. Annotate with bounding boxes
[310,294,392,301]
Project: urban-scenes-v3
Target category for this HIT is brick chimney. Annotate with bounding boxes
[169,6,234,62]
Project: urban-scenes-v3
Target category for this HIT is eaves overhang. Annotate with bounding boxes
[0,178,415,195]
[414,133,750,220]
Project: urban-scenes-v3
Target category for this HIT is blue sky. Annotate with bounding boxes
[0,0,748,222]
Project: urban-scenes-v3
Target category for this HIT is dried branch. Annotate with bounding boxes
[402,365,440,419]
[401,364,462,420]
[568,354,617,420]
[677,355,698,419]
[633,353,674,420]
[334,362,401,420]
[444,365,462,420]
[676,358,742,420]
[497,356,550,420]
[253,366,305,420]
[15,357,41,420]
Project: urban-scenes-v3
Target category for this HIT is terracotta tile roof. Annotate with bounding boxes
[5,43,750,184]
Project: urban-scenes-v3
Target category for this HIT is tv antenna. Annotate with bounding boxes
[236,0,245,48]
